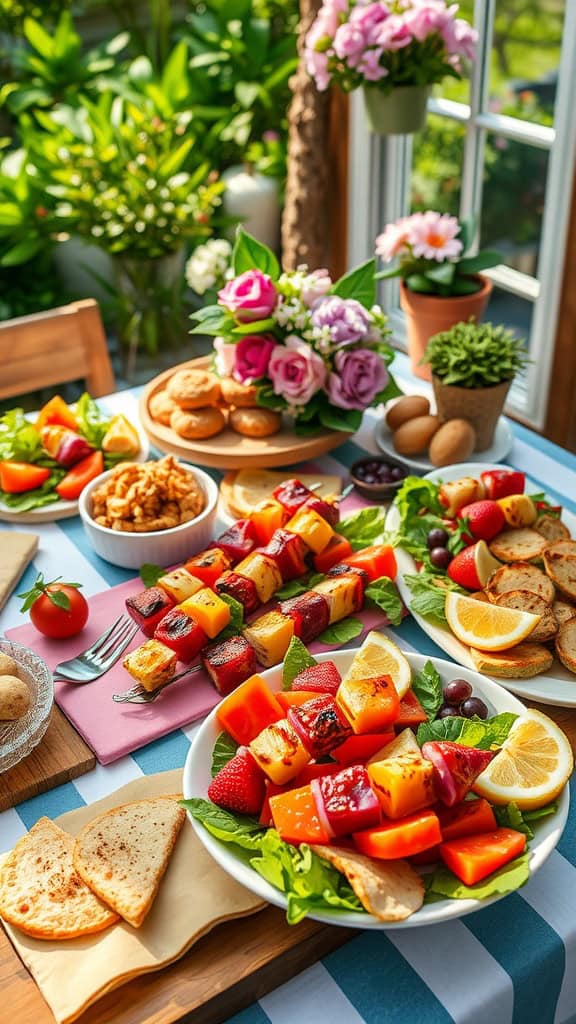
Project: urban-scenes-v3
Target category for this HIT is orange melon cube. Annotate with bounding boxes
[336,674,400,733]
[180,588,230,638]
[367,754,436,819]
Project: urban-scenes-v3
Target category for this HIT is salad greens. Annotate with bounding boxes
[211,732,239,777]
[364,576,403,625]
[425,852,531,902]
[317,618,363,645]
[417,711,518,749]
[403,572,463,627]
[338,505,388,550]
[283,636,317,689]
[411,660,443,721]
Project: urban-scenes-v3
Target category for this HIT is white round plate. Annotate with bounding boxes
[0,420,149,524]
[374,416,514,474]
[183,647,568,929]
[387,461,576,707]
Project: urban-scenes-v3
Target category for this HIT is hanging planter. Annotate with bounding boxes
[363,85,430,136]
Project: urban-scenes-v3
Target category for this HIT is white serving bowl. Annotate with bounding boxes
[78,462,219,570]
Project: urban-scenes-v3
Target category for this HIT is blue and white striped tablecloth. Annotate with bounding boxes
[2,373,576,1024]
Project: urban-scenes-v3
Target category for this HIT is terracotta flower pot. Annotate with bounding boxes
[432,375,511,451]
[400,276,493,381]
[363,85,430,135]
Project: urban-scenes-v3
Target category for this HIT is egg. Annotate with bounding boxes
[428,419,476,467]
[393,415,440,455]
[386,395,431,431]
[0,674,31,721]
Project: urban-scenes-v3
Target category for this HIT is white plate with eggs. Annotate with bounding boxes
[374,393,514,473]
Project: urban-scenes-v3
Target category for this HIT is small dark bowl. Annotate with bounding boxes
[350,456,407,501]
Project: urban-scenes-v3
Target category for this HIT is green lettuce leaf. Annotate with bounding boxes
[404,572,463,627]
[364,576,403,625]
[211,732,239,777]
[181,798,265,851]
[0,407,44,462]
[425,852,530,902]
[411,659,443,721]
[417,712,518,749]
[338,506,387,550]
[282,636,317,689]
[317,618,363,645]
[74,392,112,447]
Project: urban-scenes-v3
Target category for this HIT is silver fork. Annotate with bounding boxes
[53,614,139,684]
[112,663,203,704]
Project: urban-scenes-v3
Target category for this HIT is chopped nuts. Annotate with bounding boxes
[91,456,205,532]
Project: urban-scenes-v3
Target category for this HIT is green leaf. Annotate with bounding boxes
[317,618,363,645]
[457,250,500,275]
[332,258,376,307]
[235,81,261,109]
[338,506,387,550]
[211,732,239,777]
[411,660,443,721]
[425,262,455,286]
[182,798,265,851]
[417,712,518,749]
[493,801,534,840]
[140,563,164,587]
[231,318,276,335]
[215,593,244,640]
[275,579,308,600]
[406,273,436,293]
[1,237,43,266]
[283,636,317,689]
[364,577,403,626]
[319,405,362,434]
[232,226,280,279]
[23,17,54,59]
[425,852,530,902]
[47,589,71,610]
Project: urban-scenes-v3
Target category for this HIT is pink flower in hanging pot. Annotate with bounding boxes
[334,23,367,67]
[408,211,463,261]
[358,47,388,82]
[218,269,278,322]
[233,335,277,384]
[376,13,413,51]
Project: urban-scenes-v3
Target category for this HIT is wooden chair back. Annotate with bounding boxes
[0,299,115,401]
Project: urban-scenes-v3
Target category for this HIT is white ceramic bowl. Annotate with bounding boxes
[78,462,219,569]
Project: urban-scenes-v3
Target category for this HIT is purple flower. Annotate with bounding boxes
[268,336,326,406]
[327,349,389,411]
[218,269,277,322]
[311,296,372,346]
[234,334,277,384]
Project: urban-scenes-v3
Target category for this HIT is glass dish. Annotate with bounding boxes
[0,638,54,773]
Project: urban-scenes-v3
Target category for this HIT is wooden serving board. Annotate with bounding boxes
[140,357,352,470]
[0,906,356,1024]
[0,707,95,811]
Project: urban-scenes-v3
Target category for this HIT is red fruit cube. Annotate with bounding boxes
[292,660,342,696]
[301,494,339,527]
[263,529,309,581]
[184,548,231,589]
[207,746,266,816]
[421,741,497,807]
[154,608,207,662]
[202,635,258,695]
[272,478,315,515]
[214,519,257,562]
[126,587,175,637]
[288,694,352,759]
[215,570,260,614]
[278,591,330,644]
[311,764,381,837]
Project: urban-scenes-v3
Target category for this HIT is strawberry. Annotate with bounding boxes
[207,747,266,816]
[447,540,501,590]
[421,741,497,806]
[292,661,342,696]
[458,500,505,543]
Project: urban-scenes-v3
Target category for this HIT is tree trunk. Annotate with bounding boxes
[281,0,331,271]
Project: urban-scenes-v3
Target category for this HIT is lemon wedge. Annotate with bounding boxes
[445,592,540,651]
[472,708,574,809]
[342,630,412,698]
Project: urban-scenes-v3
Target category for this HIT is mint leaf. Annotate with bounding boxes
[417,712,517,749]
[404,572,462,627]
[524,800,559,823]
[181,798,265,851]
[480,712,518,749]
[275,579,308,600]
[493,802,534,840]
[283,636,317,690]
[425,852,530,903]
[215,593,244,640]
[364,576,403,626]
[317,618,363,645]
[338,506,387,550]
[411,660,443,721]
[211,732,239,777]
[140,562,164,587]
[232,226,280,279]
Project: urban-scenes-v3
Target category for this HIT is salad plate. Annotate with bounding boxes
[387,462,576,708]
[374,416,514,473]
[182,647,568,929]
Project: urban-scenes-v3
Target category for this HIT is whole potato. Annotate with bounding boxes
[393,415,440,455]
[0,652,20,678]
[386,395,431,431]
[429,419,476,467]
[0,674,31,720]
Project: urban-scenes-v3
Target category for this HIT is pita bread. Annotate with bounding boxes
[313,844,424,921]
[485,562,555,604]
[73,796,185,928]
[0,817,119,939]
[220,469,342,518]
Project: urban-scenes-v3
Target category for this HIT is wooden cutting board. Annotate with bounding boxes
[0,707,95,811]
[0,906,356,1024]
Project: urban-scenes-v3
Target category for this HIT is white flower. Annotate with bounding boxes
[185,238,232,295]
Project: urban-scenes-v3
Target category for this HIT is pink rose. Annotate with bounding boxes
[233,334,277,384]
[350,3,389,45]
[327,348,388,410]
[218,269,277,323]
[376,13,413,50]
[334,23,367,67]
[357,47,387,81]
[268,336,326,406]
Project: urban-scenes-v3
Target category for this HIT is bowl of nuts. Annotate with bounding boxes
[78,456,219,569]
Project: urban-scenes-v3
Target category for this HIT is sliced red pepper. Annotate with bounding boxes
[55,450,104,500]
[331,732,396,764]
[480,469,525,501]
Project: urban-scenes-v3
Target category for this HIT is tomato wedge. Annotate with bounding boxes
[0,461,51,494]
[55,450,104,501]
[36,394,77,432]
[216,673,283,746]
[439,827,526,885]
[395,689,428,729]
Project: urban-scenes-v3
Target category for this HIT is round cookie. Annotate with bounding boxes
[170,406,226,440]
[167,369,221,409]
[149,389,176,426]
[229,407,282,438]
[220,377,258,408]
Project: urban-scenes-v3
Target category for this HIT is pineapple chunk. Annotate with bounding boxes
[367,754,436,819]
[249,718,310,784]
[497,494,537,528]
[285,507,334,554]
[367,727,420,764]
[336,674,399,733]
[235,552,282,603]
[156,567,204,603]
[180,588,230,638]
[122,639,177,692]
[243,611,294,668]
[312,576,361,624]
[101,414,141,456]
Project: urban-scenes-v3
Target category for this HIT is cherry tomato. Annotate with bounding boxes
[20,574,89,639]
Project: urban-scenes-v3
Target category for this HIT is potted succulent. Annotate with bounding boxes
[422,320,529,450]
[304,0,477,135]
[375,212,500,379]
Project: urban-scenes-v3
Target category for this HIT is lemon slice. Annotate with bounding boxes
[342,630,412,698]
[445,592,540,651]
[473,708,574,809]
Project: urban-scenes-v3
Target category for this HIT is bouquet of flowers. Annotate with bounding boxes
[305,0,476,94]
[190,228,400,434]
[375,211,500,296]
